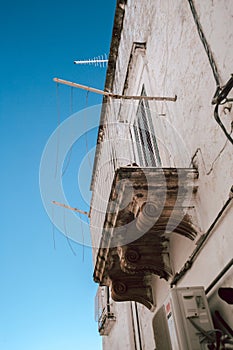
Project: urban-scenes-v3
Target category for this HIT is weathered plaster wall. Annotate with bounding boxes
[92,0,233,348]
[102,302,136,350]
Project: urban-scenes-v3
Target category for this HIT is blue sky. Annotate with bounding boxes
[0,1,116,349]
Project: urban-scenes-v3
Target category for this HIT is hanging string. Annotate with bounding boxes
[84,90,93,170]
[63,210,76,256]
[54,83,61,178]
[109,97,116,169]
[51,205,56,250]
[62,87,74,177]
[62,147,73,177]
[78,212,85,262]
[70,86,74,114]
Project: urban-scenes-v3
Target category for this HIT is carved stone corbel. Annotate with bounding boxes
[110,273,154,310]
[117,244,171,280]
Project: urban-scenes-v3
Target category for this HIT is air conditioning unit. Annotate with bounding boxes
[153,286,215,350]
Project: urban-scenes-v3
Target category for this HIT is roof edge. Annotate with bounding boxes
[90,0,127,192]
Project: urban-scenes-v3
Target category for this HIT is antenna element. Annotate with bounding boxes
[74,54,108,67]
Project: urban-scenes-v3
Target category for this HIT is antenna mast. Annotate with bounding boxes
[52,200,90,217]
[74,55,108,67]
[53,78,177,102]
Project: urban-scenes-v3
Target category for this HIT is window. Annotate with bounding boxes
[95,286,116,335]
[133,87,161,167]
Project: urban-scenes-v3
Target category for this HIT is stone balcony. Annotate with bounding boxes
[93,166,199,309]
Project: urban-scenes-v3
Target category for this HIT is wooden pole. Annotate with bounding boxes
[53,77,110,97]
[52,200,90,217]
[53,77,177,102]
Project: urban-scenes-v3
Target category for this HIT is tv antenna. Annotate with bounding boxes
[74,54,108,67]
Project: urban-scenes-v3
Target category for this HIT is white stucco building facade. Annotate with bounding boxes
[90,1,233,349]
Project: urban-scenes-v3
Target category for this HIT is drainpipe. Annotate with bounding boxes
[130,302,137,350]
[134,302,143,350]
[130,302,143,350]
[205,258,233,295]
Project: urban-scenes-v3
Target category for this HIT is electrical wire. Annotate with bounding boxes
[205,259,233,295]
[215,310,233,338]
[187,0,221,96]
[188,317,221,347]
[212,75,233,145]
[188,0,233,146]
[214,104,233,146]
[171,185,233,286]
[206,123,233,175]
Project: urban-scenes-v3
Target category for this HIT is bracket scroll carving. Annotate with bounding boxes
[110,274,154,310]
